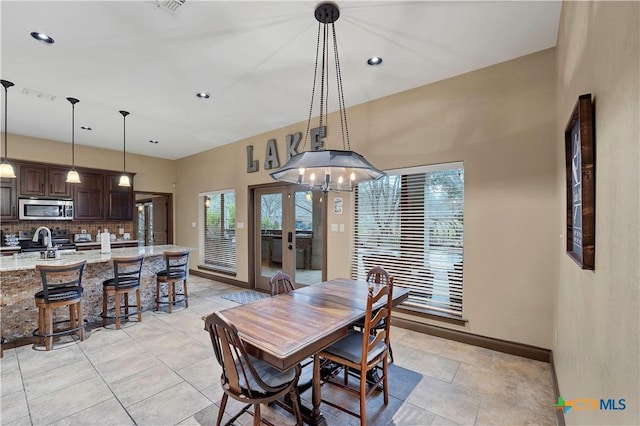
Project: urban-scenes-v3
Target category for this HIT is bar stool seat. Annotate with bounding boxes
[101,255,144,329]
[155,250,189,313]
[33,260,86,351]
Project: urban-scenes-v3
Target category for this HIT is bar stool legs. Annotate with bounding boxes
[101,255,144,330]
[155,250,190,313]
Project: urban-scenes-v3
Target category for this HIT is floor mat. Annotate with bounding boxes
[221,290,269,304]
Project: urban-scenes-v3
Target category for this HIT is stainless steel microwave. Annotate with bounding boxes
[19,199,74,220]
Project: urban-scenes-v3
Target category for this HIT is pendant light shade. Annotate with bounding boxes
[118,110,131,187]
[270,2,384,192]
[66,97,81,183]
[0,80,16,178]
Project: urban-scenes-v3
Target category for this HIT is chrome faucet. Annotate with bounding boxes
[33,226,53,249]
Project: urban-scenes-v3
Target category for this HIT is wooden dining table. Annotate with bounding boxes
[216,277,410,425]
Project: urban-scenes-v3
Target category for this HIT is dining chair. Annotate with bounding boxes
[269,271,295,296]
[101,255,144,329]
[317,280,393,426]
[353,266,395,362]
[204,311,303,426]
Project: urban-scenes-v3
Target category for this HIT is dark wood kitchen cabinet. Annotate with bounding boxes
[74,171,104,220]
[105,173,134,220]
[19,164,71,199]
[0,176,18,221]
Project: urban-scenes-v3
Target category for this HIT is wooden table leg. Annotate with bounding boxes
[311,353,327,425]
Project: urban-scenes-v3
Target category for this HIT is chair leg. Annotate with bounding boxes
[289,388,303,426]
[168,282,174,313]
[155,280,160,311]
[136,288,142,322]
[69,304,76,336]
[388,343,394,363]
[216,393,228,426]
[45,307,53,351]
[102,289,108,327]
[124,291,130,318]
[37,306,45,346]
[253,403,261,426]
[359,368,367,426]
[115,290,122,330]
[183,279,189,308]
[77,302,84,341]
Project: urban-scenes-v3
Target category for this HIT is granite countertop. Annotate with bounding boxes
[0,245,195,272]
[75,239,140,247]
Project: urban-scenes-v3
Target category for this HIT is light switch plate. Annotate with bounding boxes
[331,224,338,232]
[237,222,244,229]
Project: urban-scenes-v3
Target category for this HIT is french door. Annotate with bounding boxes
[254,185,325,291]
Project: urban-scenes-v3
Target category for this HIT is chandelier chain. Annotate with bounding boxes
[331,23,350,151]
[303,21,322,152]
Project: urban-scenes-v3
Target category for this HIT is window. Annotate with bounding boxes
[201,190,236,275]
[352,162,464,316]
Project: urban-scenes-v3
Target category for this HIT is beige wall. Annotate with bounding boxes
[176,48,558,349]
[554,2,639,424]
[6,134,176,194]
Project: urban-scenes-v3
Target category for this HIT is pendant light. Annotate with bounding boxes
[118,110,131,187]
[270,2,385,192]
[66,97,81,183]
[0,80,16,179]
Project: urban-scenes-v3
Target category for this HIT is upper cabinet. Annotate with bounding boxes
[105,173,134,220]
[19,164,71,199]
[0,176,19,221]
[74,171,104,220]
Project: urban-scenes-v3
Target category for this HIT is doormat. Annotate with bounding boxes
[221,290,269,305]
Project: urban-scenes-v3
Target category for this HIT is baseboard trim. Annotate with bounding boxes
[189,269,249,288]
[550,351,565,426]
[392,317,551,362]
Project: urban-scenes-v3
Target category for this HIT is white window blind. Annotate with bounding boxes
[352,163,464,316]
[201,190,236,274]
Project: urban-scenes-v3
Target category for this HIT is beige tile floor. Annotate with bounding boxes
[0,275,557,425]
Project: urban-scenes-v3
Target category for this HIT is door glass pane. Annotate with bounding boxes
[259,192,283,281]
[295,190,322,285]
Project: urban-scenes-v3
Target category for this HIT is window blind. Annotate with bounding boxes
[352,163,464,316]
[202,190,236,274]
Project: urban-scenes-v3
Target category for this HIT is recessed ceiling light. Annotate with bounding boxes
[367,56,383,66]
[30,32,55,45]
[149,140,159,144]
[80,126,92,130]
[196,92,210,99]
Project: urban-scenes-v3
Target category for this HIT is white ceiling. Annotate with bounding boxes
[1,1,561,160]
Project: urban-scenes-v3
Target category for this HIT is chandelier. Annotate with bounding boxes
[270,2,385,192]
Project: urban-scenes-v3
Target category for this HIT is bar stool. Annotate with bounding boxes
[101,255,144,329]
[33,260,86,351]
[155,250,189,313]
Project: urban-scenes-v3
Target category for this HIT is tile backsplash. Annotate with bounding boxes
[1,220,134,241]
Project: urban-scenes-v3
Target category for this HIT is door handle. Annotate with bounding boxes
[287,232,293,250]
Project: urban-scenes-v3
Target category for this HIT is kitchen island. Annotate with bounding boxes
[0,244,195,342]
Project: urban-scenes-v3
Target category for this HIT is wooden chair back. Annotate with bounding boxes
[366,265,392,285]
[270,271,295,296]
[35,260,86,303]
[162,250,189,280]
[361,281,394,366]
[204,311,299,399]
[111,255,144,289]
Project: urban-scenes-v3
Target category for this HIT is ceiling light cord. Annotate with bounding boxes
[332,23,350,151]
[303,21,322,152]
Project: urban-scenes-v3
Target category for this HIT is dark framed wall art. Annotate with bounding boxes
[564,93,595,270]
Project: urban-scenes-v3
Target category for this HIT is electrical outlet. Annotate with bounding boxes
[119,228,124,234]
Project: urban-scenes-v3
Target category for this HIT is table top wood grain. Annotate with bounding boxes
[217,278,409,371]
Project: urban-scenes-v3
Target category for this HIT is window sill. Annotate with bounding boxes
[197,264,237,277]
[395,304,468,327]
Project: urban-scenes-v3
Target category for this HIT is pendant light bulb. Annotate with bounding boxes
[1,80,16,178]
[118,110,131,187]
[66,97,81,183]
